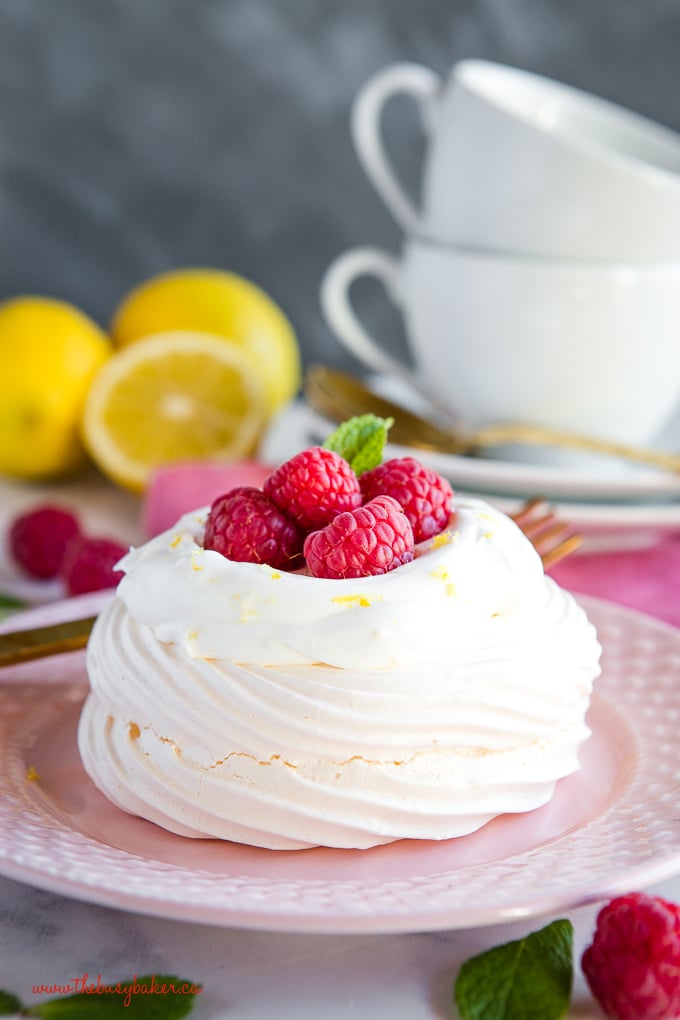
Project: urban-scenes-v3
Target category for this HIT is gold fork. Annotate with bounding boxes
[0,498,580,668]
[511,496,582,568]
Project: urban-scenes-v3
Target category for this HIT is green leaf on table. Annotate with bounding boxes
[0,593,26,622]
[453,919,573,1020]
[24,975,201,1018]
[0,989,24,1014]
[323,414,394,475]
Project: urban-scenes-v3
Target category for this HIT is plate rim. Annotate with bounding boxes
[0,594,679,933]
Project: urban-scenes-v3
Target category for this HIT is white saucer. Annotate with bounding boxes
[263,403,680,539]
[366,374,680,502]
[394,440,680,503]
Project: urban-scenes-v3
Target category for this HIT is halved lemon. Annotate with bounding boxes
[81,331,267,492]
[110,268,301,415]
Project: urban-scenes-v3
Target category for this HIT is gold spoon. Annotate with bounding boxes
[0,614,96,667]
[305,364,680,474]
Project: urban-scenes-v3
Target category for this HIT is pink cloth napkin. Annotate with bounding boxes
[142,461,271,538]
[549,535,680,629]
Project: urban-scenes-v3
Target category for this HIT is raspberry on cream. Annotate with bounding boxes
[264,446,362,530]
[303,494,414,578]
[360,456,454,541]
[204,486,304,568]
[78,495,601,850]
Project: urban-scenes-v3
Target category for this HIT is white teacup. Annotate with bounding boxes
[320,241,680,447]
[352,60,680,261]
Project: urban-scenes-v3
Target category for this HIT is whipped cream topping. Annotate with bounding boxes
[78,497,601,850]
[110,498,558,668]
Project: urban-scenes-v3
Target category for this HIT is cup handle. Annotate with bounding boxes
[320,246,415,383]
[351,63,441,234]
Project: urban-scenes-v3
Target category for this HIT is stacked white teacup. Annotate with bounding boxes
[321,60,680,453]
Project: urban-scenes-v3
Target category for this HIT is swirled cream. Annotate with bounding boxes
[78,496,600,849]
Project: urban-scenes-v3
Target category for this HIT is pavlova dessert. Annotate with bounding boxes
[78,416,601,850]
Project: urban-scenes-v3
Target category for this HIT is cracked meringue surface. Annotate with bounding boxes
[78,496,601,849]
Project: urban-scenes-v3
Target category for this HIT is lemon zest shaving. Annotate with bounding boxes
[432,530,457,548]
[331,593,378,607]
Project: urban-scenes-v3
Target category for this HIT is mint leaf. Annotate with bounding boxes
[323,414,393,475]
[25,975,201,1018]
[453,919,573,1020]
[0,990,23,1014]
[0,593,26,622]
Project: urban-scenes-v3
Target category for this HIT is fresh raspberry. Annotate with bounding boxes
[61,536,127,597]
[8,504,81,579]
[264,447,361,531]
[304,494,414,579]
[204,486,304,569]
[582,892,680,1020]
[359,457,454,543]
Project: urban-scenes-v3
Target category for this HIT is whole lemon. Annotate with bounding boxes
[0,297,111,480]
[110,268,301,415]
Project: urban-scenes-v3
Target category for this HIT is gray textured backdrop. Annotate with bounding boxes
[1,0,679,372]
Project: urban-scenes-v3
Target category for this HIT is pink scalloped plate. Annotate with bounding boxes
[1,594,679,933]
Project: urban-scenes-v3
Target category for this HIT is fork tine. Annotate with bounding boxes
[509,497,555,532]
[540,533,583,569]
[510,497,581,568]
[515,511,558,539]
[510,496,551,532]
[525,520,570,549]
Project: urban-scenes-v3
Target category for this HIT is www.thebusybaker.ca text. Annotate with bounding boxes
[32,974,202,1008]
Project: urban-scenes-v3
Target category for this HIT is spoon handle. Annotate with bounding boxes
[0,615,96,668]
[306,365,680,474]
[471,422,680,473]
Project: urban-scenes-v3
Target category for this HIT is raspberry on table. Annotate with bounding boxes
[61,536,127,597]
[359,457,454,543]
[304,494,414,579]
[582,891,680,1020]
[204,486,304,569]
[8,504,81,579]
[264,447,361,532]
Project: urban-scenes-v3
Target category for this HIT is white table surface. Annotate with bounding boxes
[1,448,679,1018]
[3,869,680,1020]
[1,871,679,1018]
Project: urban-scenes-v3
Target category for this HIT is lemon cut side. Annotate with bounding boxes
[82,331,267,492]
[110,268,301,415]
